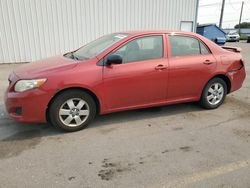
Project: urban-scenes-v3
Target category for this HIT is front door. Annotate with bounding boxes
[102,35,168,111]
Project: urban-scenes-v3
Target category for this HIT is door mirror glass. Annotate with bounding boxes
[106,54,123,65]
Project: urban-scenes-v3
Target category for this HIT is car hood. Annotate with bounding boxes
[227,34,239,37]
[14,55,78,78]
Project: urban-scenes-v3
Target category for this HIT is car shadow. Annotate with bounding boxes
[91,102,202,129]
[0,102,203,142]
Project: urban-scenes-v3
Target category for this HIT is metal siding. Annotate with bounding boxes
[0,0,197,63]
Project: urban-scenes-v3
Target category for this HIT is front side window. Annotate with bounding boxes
[169,35,210,57]
[113,36,163,63]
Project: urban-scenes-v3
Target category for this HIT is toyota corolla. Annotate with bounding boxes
[5,31,246,131]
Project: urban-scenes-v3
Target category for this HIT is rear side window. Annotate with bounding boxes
[169,35,210,57]
[200,42,210,54]
[113,36,163,63]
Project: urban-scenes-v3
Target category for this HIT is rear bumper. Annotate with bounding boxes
[4,88,51,123]
[227,66,246,93]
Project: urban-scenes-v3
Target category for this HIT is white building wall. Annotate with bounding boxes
[0,0,198,63]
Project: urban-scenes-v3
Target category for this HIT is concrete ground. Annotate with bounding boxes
[0,42,249,188]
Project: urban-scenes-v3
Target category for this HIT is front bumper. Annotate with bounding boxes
[4,88,51,123]
[226,37,239,42]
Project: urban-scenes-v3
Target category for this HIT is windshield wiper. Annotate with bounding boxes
[64,51,90,61]
[70,52,79,60]
[64,51,79,60]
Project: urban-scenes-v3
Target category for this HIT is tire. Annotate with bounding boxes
[199,78,227,109]
[49,89,96,132]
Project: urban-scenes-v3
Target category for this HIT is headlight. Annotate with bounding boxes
[14,79,47,92]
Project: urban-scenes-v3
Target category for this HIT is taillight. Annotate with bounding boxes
[232,59,244,70]
[240,59,245,67]
[228,59,244,75]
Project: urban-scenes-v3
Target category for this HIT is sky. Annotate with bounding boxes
[198,0,250,28]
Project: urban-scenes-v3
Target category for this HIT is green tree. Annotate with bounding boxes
[234,22,250,29]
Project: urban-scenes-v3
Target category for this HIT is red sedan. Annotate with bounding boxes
[5,31,246,131]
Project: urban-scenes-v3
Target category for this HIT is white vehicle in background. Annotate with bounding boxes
[226,31,240,42]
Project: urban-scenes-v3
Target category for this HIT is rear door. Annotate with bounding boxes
[102,34,169,111]
[167,34,217,101]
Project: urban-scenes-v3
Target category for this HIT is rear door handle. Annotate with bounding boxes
[203,60,214,65]
[155,64,167,70]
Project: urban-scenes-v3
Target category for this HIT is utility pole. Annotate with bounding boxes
[238,1,244,35]
[219,0,226,28]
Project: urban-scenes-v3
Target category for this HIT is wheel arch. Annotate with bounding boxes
[46,87,101,122]
[207,74,231,94]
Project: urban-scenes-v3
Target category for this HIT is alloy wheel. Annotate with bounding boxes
[206,83,224,105]
[59,98,90,127]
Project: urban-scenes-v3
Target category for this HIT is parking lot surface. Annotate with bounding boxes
[0,42,249,188]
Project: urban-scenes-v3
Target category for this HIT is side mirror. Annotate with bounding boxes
[106,54,123,66]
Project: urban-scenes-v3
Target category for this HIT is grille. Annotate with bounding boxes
[15,107,22,116]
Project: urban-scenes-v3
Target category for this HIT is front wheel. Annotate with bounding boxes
[200,78,227,109]
[49,90,96,132]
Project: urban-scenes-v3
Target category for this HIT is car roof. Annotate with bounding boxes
[123,30,198,36]
[115,30,225,54]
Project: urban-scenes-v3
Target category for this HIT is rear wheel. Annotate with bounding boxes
[49,90,96,132]
[200,78,227,109]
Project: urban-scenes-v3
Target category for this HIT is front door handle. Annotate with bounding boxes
[155,64,167,70]
[203,60,214,65]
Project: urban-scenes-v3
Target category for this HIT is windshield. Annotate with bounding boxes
[228,31,238,35]
[66,33,129,60]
